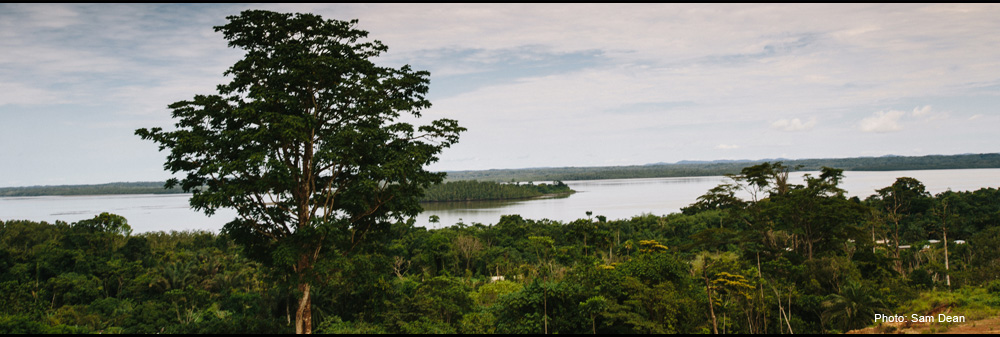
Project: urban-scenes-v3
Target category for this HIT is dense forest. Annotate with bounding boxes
[419,181,573,202]
[3,153,998,197]
[0,181,573,204]
[0,182,185,197]
[2,162,999,333]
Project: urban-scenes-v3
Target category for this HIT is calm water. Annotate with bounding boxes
[2,169,998,233]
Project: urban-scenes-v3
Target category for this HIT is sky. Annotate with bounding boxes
[1,3,999,187]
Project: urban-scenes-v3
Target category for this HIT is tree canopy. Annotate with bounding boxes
[4,166,1000,333]
[135,10,463,333]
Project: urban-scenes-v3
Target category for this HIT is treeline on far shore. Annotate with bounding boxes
[446,153,1000,182]
[0,182,184,197]
[419,180,573,202]
[3,153,999,197]
[0,180,574,203]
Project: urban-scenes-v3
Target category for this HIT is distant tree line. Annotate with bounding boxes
[445,153,1000,182]
[0,182,185,197]
[2,153,997,197]
[420,181,573,202]
[0,181,574,203]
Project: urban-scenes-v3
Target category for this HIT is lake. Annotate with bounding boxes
[2,169,998,233]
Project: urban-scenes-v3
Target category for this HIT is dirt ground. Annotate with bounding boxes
[848,316,1000,334]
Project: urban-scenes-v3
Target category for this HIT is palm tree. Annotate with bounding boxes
[821,281,889,332]
[149,259,196,292]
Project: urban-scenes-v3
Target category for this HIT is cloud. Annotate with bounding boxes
[716,144,741,150]
[858,105,944,133]
[771,117,817,131]
[911,105,932,116]
[859,110,906,133]
[910,105,949,122]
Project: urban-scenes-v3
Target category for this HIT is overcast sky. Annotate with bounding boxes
[1,4,999,187]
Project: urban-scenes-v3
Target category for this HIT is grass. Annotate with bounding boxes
[897,286,1000,323]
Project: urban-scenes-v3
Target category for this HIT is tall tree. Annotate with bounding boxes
[770,167,863,260]
[867,177,931,273]
[136,10,463,333]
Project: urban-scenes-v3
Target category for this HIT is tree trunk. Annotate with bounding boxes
[757,253,765,334]
[786,293,794,334]
[543,285,548,334]
[705,266,718,334]
[771,285,794,334]
[944,224,951,290]
[894,221,903,275]
[295,282,312,334]
[591,314,597,334]
[294,251,316,334]
[806,239,814,261]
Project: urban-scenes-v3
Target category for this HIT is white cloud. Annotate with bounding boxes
[716,144,741,150]
[857,105,944,133]
[911,105,932,116]
[859,110,906,133]
[910,105,949,122]
[771,117,817,131]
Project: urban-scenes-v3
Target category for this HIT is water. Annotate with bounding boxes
[2,169,998,233]
[0,194,238,233]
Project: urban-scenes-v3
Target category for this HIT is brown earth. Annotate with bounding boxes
[848,316,1000,334]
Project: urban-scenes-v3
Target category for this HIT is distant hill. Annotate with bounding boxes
[669,159,786,165]
[2,153,998,196]
[444,153,1000,182]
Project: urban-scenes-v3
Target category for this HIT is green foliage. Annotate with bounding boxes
[683,183,746,214]
[898,287,1000,321]
[0,314,90,334]
[820,281,889,332]
[493,280,591,334]
[134,9,464,333]
[472,280,523,308]
[316,316,389,334]
[0,217,280,334]
[4,162,1000,334]
[420,180,573,202]
[458,311,497,334]
[412,276,473,324]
